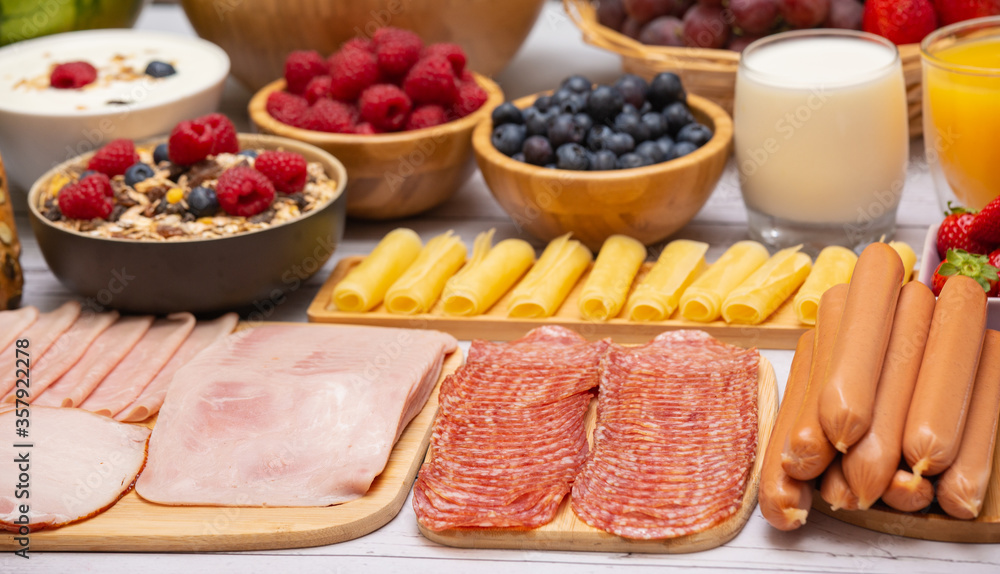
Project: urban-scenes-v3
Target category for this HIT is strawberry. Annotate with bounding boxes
[932,249,1000,296]
[968,195,1000,246]
[863,0,938,45]
[990,248,1000,276]
[934,0,1000,26]
[937,202,992,259]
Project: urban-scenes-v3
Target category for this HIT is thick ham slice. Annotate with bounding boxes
[116,313,238,422]
[80,313,196,417]
[136,324,457,507]
[0,302,80,397]
[0,306,38,351]
[32,316,153,408]
[0,407,150,532]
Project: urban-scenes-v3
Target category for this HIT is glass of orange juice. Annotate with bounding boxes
[923,16,1000,211]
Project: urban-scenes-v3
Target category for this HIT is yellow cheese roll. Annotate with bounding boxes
[442,235,535,316]
[624,239,708,321]
[793,246,857,325]
[509,234,593,318]
[722,246,813,324]
[578,235,647,321]
[384,231,467,314]
[332,228,422,312]
[679,240,770,322]
[889,241,916,283]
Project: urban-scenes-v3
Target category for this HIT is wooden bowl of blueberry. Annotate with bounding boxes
[472,72,732,251]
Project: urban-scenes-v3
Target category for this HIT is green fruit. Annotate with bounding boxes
[0,0,145,46]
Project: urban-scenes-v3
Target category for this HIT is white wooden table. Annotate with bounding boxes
[7,3,998,572]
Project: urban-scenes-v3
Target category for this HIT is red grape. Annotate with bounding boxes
[623,0,675,23]
[622,17,644,38]
[696,0,725,6]
[730,0,780,35]
[728,34,765,52]
[639,16,686,46]
[682,4,731,49]
[597,0,627,30]
[824,0,863,29]
[780,0,830,28]
[670,0,696,16]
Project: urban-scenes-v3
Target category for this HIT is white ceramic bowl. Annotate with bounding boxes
[918,223,1000,331]
[0,29,229,192]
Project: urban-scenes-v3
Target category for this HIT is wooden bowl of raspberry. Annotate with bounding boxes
[248,29,504,220]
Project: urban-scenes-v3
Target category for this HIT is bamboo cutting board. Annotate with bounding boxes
[308,257,809,349]
[418,357,779,553]
[0,335,463,552]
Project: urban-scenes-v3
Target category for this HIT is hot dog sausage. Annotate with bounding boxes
[782,283,847,480]
[760,330,815,531]
[937,330,1000,519]
[842,281,935,509]
[880,469,934,513]
[820,457,859,511]
[819,243,904,452]
[903,275,988,478]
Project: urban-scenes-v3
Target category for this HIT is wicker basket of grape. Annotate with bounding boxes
[564,0,923,136]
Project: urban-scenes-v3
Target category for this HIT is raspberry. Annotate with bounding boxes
[304,75,332,105]
[406,105,449,130]
[50,61,98,89]
[422,43,467,76]
[459,69,475,83]
[215,166,275,217]
[266,91,309,127]
[57,173,113,220]
[254,150,308,194]
[284,50,327,95]
[374,28,422,78]
[451,81,488,118]
[402,55,459,105]
[87,139,139,177]
[328,48,379,101]
[201,113,239,155]
[353,122,378,135]
[168,113,239,165]
[359,84,412,131]
[305,98,357,133]
[342,37,374,53]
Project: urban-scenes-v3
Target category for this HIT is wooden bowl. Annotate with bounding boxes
[248,74,503,220]
[472,93,733,251]
[180,0,546,91]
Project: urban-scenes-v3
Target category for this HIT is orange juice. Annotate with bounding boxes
[924,35,1000,210]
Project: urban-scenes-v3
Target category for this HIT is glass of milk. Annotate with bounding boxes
[734,29,909,253]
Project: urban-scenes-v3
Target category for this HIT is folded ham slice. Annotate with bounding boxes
[136,324,457,507]
[0,302,80,397]
[116,313,238,422]
[0,407,150,532]
[80,313,196,417]
[0,306,38,351]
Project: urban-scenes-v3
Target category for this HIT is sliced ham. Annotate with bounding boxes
[136,324,457,507]
[32,316,153,408]
[116,313,238,422]
[0,302,80,397]
[80,313,196,417]
[0,306,39,351]
[0,406,150,532]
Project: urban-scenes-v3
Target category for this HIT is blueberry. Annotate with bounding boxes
[512,152,526,162]
[587,85,624,123]
[648,72,686,109]
[145,60,176,78]
[552,89,576,108]
[237,149,259,159]
[663,102,695,135]
[153,143,170,165]
[590,149,618,171]
[656,135,675,158]
[491,102,524,126]
[573,113,593,134]
[639,101,653,115]
[622,103,639,116]
[533,94,553,111]
[548,113,585,148]
[492,123,527,156]
[187,186,219,217]
[641,112,668,140]
[522,135,555,166]
[672,141,699,158]
[617,153,649,169]
[523,107,554,137]
[555,143,590,170]
[605,132,635,156]
[561,75,592,94]
[557,92,588,115]
[586,125,614,151]
[676,122,714,147]
[614,74,649,109]
[635,140,666,164]
[613,112,650,143]
[124,163,155,187]
[545,163,558,169]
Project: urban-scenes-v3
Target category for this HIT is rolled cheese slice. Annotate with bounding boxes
[889,241,916,283]
[442,233,534,316]
[679,240,770,322]
[625,239,708,321]
[332,228,422,312]
[578,235,647,321]
[385,231,467,314]
[509,233,593,318]
[722,245,813,324]
[793,246,858,325]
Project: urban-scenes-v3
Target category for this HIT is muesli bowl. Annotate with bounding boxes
[27,133,347,314]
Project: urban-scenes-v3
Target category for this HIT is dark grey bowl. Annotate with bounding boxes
[28,134,347,314]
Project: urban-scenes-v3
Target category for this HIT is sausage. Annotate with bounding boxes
[760,330,815,531]
[819,243,904,452]
[880,469,934,513]
[782,283,847,480]
[903,275,988,478]
[936,330,1000,519]
[819,457,859,511]
[842,282,936,509]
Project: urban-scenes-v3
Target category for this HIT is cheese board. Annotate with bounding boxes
[417,356,778,553]
[309,256,809,349]
[0,324,463,552]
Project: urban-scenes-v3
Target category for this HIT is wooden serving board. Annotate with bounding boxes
[418,357,778,553]
[0,327,463,552]
[308,257,808,349]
